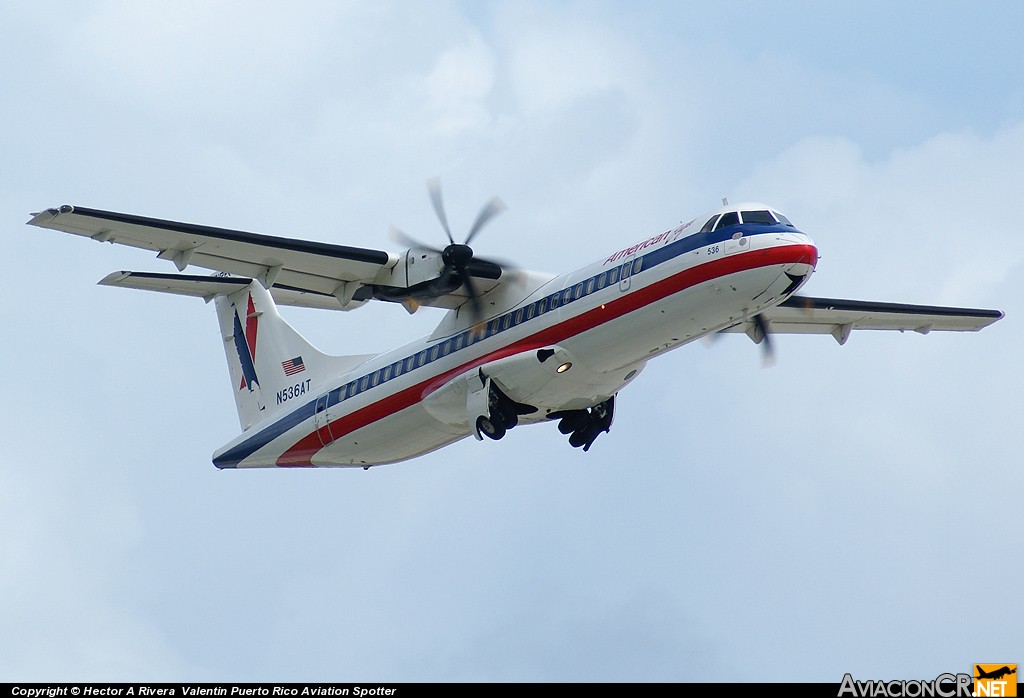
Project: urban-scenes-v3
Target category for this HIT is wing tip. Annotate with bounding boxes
[27,205,74,226]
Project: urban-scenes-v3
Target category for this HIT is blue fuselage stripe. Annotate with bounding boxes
[214,222,796,466]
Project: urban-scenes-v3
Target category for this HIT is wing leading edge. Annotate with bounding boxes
[721,296,1003,345]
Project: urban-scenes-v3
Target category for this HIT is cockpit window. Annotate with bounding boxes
[773,211,794,226]
[699,215,720,233]
[713,211,739,230]
[739,210,775,225]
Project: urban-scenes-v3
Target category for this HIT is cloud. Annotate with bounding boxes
[5,0,1023,683]
[735,122,1024,303]
[0,453,187,680]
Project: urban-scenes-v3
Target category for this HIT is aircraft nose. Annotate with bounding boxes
[797,238,818,269]
[778,230,817,267]
[780,234,817,294]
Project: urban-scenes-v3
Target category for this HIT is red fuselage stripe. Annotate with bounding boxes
[276,244,817,466]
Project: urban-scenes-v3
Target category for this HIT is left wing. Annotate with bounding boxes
[721,296,1003,344]
[27,205,503,311]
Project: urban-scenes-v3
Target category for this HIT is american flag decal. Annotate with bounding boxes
[282,356,306,376]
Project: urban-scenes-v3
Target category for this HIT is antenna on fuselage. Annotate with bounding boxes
[722,197,729,206]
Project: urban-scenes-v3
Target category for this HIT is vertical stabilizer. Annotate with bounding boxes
[215,281,373,430]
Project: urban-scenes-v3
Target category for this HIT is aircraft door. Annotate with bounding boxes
[618,253,636,292]
[314,394,335,446]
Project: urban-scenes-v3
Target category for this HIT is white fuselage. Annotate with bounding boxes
[213,207,818,468]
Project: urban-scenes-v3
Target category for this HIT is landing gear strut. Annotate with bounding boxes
[476,377,536,441]
[550,395,615,452]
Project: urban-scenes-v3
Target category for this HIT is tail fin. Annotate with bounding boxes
[214,280,373,430]
[98,271,374,432]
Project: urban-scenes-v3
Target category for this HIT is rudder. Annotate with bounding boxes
[215,280,373,431]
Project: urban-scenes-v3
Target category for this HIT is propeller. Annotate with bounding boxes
[750,313,776,366]
[704,313,776,365]
[393,178,510,323]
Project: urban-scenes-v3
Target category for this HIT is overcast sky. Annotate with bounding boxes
[2,0,1021,682]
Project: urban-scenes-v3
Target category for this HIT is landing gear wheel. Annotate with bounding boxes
[501,411,519,429]
[477,415,506,441]
[557,410,589,434]
[556,396,615,452]
[568,427,592,448]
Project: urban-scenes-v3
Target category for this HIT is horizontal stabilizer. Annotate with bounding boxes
[99,271,365,310]
[100,271,249,299]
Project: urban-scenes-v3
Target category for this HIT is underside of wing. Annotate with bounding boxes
[28,205,506,312]
[721,296,1004,345]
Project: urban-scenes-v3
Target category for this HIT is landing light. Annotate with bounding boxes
[556,362,572,374]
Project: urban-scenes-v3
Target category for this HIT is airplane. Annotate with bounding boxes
[975,666,1016,681]
[27,187,1003,469]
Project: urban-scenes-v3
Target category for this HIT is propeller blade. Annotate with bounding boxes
[456,267,484,324]
[465,196,507,246]
[472,253,517,270]
[752,313,776,366]
[389,225,441,253]
[427,177,454,244]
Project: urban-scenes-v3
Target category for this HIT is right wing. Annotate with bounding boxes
[721,295,1003,344]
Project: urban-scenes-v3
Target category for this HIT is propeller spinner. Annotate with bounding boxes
[393,178,510,323]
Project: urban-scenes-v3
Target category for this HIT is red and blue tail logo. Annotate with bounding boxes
[232,294,260,393]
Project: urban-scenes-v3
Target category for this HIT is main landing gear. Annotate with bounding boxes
[472,376,615,453]
[549,395,615,452]
[475,380,537,441]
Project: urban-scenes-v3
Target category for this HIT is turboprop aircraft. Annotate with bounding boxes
[28,186,1002,469]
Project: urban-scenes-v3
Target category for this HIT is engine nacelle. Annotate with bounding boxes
[375,248,446,289]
